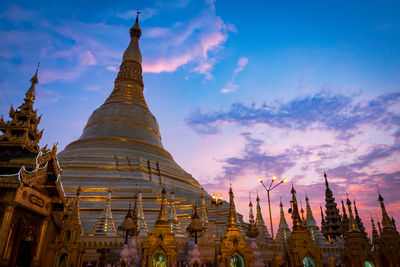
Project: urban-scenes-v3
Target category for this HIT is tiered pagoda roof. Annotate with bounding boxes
[0,66,44,173]
[321,172,342,240]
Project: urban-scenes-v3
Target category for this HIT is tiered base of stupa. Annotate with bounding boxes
[59,146,208,234]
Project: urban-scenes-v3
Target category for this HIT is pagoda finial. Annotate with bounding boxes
[25,63,40,103]
[129,11,142,39]
[324,170,329,189]
[377,190,395,229]
[122,10,143,64]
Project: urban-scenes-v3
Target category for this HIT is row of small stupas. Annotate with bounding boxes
[1,13,400,266]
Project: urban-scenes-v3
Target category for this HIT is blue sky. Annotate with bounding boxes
[1,0,399,233]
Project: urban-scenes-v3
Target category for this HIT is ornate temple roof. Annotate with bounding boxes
[0,65,43,169]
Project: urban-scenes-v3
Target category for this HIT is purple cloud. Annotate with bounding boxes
[185,92,400,139]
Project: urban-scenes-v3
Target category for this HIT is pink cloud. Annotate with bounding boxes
[79,50,96,66]
[140,2,233,78]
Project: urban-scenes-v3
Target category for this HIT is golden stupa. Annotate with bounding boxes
[58,16,206,234]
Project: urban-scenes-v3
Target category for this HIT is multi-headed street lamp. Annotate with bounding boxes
[258,176,288,240]
[211,192,223,239]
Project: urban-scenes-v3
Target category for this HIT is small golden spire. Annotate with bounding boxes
[346,194,359,232]
[290,184,304,230]
[155,187,168,225]
[378,190,395,229]
[323,170,329,189]
[130,11,142,39]
[247,193,259,238]
[227,185,238,229]
[25,63,40,103]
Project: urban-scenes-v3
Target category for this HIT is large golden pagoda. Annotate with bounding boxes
[58,15,206,234]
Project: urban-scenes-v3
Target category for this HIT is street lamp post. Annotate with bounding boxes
[211,193,223,239]
[258,176,288,240]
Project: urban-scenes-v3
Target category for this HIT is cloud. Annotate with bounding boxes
[185,91,400,229]
[106,65,118,72]
[221,56,248,93]
[186,92,400,137]
[141,3,234,78]
[221,82,239,93]
[79,50,96,66]
[233,57,248,78]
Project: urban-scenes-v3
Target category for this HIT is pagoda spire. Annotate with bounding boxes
[324,171,329,188]
[25,62,40,104]
[0,64,44,154]
[136,188,149,237]
[320,205,326,235]
[275,199,291,242]
[377,221,383,234]
[341,200,349,235]
[66,186,83,240]
[90,188,118,236]
[103,12,148,109]
[246,194,259,238]
[353,200,366,235]
[290,184,304,231]
[346,195,359,232]
[227,185,238,229]
[305,195,328,245]
[322,172,342,240]
[371,217,380,246]
[24,62,39,104]
[300,199,306,223]
[168,189,185,237]
[305,196,317,227]
[155,187,168,226]
[378,190,395,229]
[199,191,209,227]
[255,193,272,242]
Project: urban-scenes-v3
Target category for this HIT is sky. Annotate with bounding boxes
[1,0,399,236]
